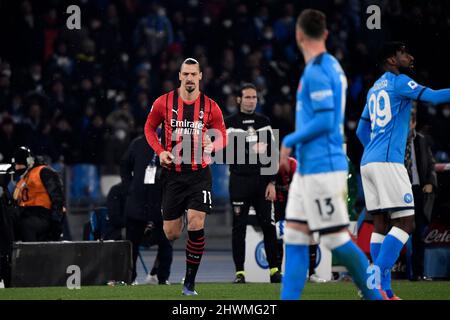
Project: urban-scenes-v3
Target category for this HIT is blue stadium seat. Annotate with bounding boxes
[211,164,229,205]
[69,164,102,206]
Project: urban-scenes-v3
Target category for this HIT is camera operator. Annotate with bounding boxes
[12,146,66,242]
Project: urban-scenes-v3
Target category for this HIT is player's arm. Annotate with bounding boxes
[144,97,166,156]
[356,103,371,147]
[207,101,228,152]
[395,75,450,105]
[282,68,335,148]
[419,88,450,105]
[289,157,297,176]
[145,97,175,168]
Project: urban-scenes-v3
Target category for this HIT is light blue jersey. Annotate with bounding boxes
[360,72,426,166]
[283,52,348,175]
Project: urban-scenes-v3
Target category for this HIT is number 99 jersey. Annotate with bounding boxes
[360,72,426,166]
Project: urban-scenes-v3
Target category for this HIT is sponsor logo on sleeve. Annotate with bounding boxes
[310,89,333,101]
[408,81,418,90]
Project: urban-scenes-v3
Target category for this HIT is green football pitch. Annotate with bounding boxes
[0,280,449,300]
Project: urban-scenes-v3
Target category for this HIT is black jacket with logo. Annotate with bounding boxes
[224,111,278,183]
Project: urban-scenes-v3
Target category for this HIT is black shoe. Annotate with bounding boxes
[270,271,282,283]
[234,273,246,284]
[410,275,421,282]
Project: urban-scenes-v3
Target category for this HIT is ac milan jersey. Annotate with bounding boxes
[145,89,227,172]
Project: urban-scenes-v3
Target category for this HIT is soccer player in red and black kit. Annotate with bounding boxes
[145,58,227,295]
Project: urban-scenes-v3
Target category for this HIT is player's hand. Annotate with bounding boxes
[265,183,276,201]
[159,151,174,168]
[423,184,433,193]
[203,134,214,154]
[279,146,292,173]
[251,142,268,154]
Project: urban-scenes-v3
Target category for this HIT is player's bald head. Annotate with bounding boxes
[180,58,201,72]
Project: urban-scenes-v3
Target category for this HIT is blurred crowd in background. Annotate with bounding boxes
[0,0,450,173]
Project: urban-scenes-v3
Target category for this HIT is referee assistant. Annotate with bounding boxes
[225,83,281,283]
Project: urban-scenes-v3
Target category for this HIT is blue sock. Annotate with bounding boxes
[333,240,382,300]
[280,244,308,300]
[370,241,381,262]
[370,235,392,296]
[375,228,409,297]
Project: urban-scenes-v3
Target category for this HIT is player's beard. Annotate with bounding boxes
[185,83,195,93]
[399,64,414,76]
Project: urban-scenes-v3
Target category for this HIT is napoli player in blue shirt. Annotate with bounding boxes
[357,42,450,300]
[279,9,382,300]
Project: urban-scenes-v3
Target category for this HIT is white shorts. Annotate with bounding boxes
[361,162,414,219]
[285,171,350,234]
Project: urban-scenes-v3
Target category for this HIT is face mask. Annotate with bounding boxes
[264,31,273,40]
[226,105,237,114]
[347,121,357,130]
[115,129,126,140]
[32,73,41,81]
[15,168,27,177]
[157,8,166,16]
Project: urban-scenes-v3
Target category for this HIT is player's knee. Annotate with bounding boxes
[373,215,389,234]
[187,217,204,231]
[321,231,351,250]
[391,213,415,234]
[163,225,180,241]
[283,227,310,245]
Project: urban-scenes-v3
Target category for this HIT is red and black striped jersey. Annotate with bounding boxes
[145,89,227,173]
[275,157,297,203]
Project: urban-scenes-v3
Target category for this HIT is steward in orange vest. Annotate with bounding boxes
[12,147,65,242]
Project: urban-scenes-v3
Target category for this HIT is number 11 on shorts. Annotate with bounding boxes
[202,190,212,205]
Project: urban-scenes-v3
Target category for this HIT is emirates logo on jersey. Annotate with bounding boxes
[170,119,204,135]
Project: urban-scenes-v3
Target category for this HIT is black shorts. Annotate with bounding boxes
[161,167,212,221]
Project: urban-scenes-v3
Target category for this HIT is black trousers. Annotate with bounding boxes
[126,218,173,283]
[411,185,427,278]
[20,208,52,242]
[229,174,278,272]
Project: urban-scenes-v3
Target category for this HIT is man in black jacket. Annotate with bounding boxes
[105,182,127,240]
[224,83,281,283]
[120,135,173,285]
[12,146,65,242]
[405,108,437,280]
